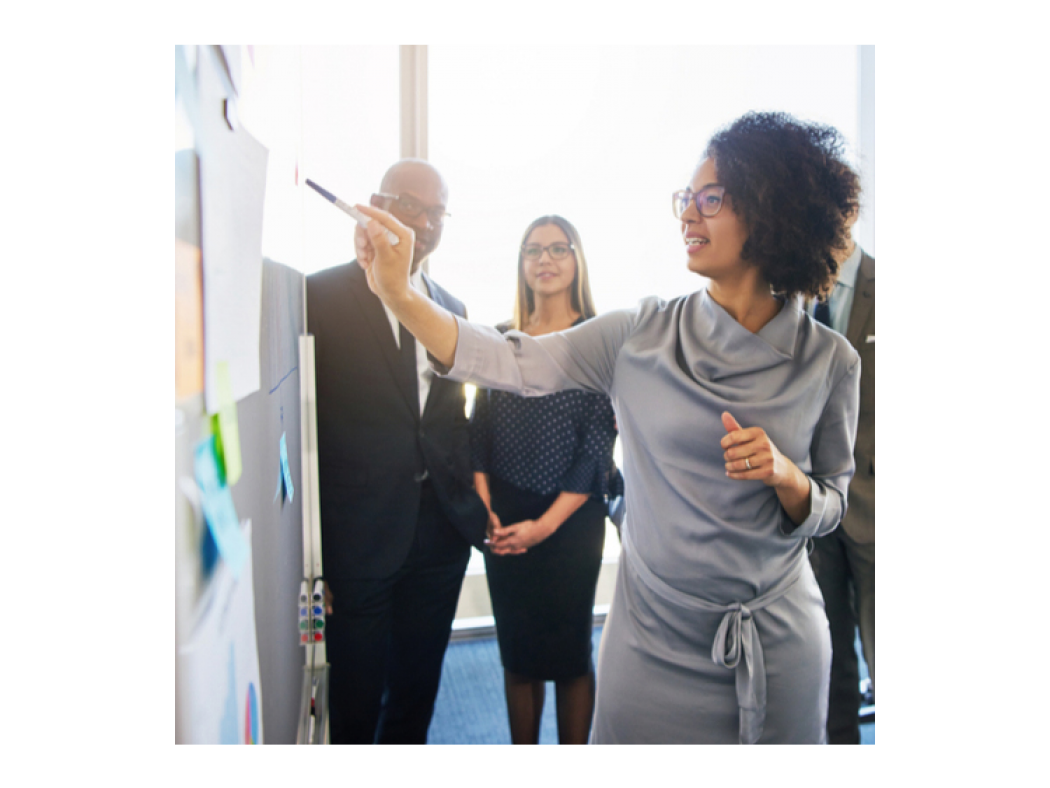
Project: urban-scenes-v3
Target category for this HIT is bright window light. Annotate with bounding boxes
[428,45,861,329]
[300,46,401,274]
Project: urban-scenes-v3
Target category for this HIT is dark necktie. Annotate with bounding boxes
[400,323,428,482]
[813,298,832,328]
[399,322,419,414]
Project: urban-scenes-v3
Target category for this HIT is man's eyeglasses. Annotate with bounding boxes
[672,185,726,219]
[374,192,451,225]
[521,242,575,261]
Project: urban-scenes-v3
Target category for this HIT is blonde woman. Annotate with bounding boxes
[471,216,621,744]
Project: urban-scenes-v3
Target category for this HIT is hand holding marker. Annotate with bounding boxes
[305,179,400,246]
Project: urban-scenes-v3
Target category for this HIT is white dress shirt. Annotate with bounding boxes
[382,268,432,414]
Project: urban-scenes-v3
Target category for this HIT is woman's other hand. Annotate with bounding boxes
[721,410,796,486]
[720,411,811,524]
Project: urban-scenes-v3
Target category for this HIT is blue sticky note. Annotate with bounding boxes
[279,432,294,502]
[194,435,248,577]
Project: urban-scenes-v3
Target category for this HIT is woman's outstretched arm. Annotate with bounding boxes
[355,202,634,397]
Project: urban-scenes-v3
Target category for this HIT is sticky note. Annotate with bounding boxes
[211,360,243,485]
[279,432,294,502]
[194,435,248,577]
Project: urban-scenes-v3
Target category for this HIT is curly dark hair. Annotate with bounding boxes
[703,111,861,300]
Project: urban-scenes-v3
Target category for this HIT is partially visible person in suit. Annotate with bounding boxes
[808,209,875,744]
[306,159,488,744]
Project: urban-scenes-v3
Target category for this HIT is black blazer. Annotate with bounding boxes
[307,260,488,579]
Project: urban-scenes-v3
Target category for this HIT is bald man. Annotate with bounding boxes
[308,160,488,744]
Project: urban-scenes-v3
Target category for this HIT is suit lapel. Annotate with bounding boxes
[846,251,875,348]
[346,262,419,419]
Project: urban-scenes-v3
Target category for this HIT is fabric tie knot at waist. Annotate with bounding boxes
[619,531,805,745]
[712,603,767,745]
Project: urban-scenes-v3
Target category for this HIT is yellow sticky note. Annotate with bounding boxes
[211,361,243,485]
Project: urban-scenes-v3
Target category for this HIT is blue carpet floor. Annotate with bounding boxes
[430,626,874,744]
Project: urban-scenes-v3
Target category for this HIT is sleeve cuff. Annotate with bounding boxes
[781,477,829,538]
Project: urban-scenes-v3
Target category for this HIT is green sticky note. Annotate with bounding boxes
[211,361,243,485]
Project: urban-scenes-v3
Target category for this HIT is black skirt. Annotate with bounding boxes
[483,475,607,681]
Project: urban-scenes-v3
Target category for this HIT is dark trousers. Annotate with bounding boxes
[325,482,470,744]
[810,528,875,745]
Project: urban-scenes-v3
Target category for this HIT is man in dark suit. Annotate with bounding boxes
[809,215,875,744]
[307,159,488,744]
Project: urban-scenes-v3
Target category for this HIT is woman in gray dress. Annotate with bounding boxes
[354,112,862,744]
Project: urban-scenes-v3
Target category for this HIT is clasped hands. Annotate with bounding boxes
[484,510,554,557]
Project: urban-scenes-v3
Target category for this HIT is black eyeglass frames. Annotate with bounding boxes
[516,243,575,262]
[373,192,451,225]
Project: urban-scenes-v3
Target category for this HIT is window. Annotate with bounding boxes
[428,45,862,326]
[300,46,401,274]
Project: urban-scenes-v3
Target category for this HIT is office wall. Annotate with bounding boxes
[175,45,308,744]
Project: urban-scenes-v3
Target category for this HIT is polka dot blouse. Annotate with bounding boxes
[470,322,623,500]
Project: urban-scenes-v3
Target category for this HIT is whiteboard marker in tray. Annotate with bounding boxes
[305,179,400,246]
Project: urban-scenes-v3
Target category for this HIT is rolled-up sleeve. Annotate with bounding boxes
[783,356,861,538]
